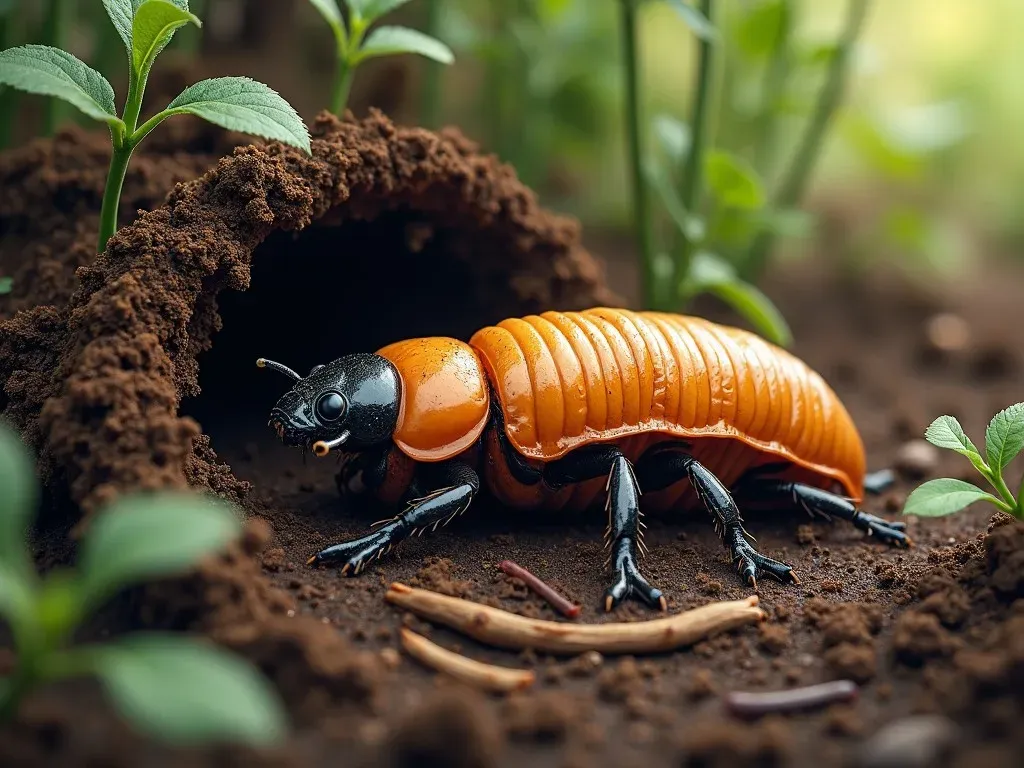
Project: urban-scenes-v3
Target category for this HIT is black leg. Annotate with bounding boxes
[310,461,480,575]
[335,446,390,497]
[636,445,798,588]
[539,444,665,611]
[736,479,910,546]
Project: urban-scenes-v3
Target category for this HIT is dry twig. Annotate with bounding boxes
[498,559,580,618]
[399,627,536,693]
[385,582,765,654]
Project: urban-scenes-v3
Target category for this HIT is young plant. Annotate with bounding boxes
[620,0,792,346]
[0,0,311,255]
[903,404,1024,520]
[306,0,454,115]
[0,424,287,745]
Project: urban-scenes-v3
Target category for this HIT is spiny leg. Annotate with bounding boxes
[544,446,665,612]
[309,461,480,575]
[736,479,910,546]
[635,444,798,588]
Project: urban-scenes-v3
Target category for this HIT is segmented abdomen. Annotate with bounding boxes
[469,308,865,501]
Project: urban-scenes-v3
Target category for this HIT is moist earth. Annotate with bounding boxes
[1,113,1023,768]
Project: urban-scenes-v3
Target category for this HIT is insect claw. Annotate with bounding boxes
[340,563,351,576]
[748,574,758,590]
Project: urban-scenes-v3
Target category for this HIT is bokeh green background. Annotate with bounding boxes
[4,0,1022,283]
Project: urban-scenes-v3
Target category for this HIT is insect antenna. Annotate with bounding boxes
[256,358,302,381]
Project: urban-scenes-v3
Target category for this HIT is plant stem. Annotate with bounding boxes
[744,0,870,279]
[618,0,657,309]
[98,138,135,254]
[751,0,792,178]
[988,470,1018,512]
[332,59,355,115]
[674,0,716,291]
[40,0,72,136]
[419,0,443,128]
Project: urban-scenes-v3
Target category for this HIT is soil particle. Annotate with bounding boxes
[408,557,475,598]
[894,440,939,479]
[502,690,587,742]
[757,624,790,655]
[856,715,958,768]
[676,715,792,768]
[892,612,961,666]
[380,687,503,768]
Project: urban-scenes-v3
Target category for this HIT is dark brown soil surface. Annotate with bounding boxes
[2,112,1024,768]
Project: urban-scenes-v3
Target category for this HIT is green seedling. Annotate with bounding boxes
[619,0,791,346]
[0,424,287,745]
[903,404,1024,520]
[0,0,311,255]
[306,0,454,115]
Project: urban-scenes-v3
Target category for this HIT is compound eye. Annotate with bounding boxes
[315,391,346,422]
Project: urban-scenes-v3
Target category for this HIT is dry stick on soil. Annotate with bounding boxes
[399,628,536,693]
[724,680,859,718]
[498,560,580,618]
[385,583,765,655]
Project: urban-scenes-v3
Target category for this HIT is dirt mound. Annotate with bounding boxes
[0,110,613,764]
[0,118,240,318]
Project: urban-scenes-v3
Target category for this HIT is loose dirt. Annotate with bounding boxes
[1,112,1023,767]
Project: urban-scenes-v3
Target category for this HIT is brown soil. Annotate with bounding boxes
[2,112,1024,768]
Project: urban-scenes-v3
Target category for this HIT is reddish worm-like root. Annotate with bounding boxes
[385,583,765,655]
[399,628,536,693]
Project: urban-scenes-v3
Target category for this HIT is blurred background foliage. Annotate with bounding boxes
[2,0,1022,300]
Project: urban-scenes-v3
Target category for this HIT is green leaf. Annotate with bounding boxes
[644,159,705,242]
[307,0,344,33]
[164,77,311,153]
[102,0,191,54]
[683,252,792,347]
[902,478,1002,517]
[355,26,455,65]
[0,560,36,632]
[132,0,200,77]
[0,46,121,127]
[0,424,37,573]
[735,0,787,58]
[0,277,11,294]
[95,634,287,746]
[985,403,1024,471]
[924,415,984,463]
[102,0,136,53]
[666,0,717,42]
[704,150,766,210]
[357,0,413,21]
[754,208,816,239]
[79,491,241,610]
[652,113,690,163]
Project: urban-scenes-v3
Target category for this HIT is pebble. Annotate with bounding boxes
[895,440,939,478]
[925,313,970,353]
[858,715,958,768]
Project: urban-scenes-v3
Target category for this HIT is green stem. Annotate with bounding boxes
[988,469,1018,512]
[98,137,135,254]
[675,0,716,289]
[744,0,870,279]
[618,0,657,309]
[419,0,443,128]
[751,0,792,178]
[331,58,355,115]
[40,0,72,136]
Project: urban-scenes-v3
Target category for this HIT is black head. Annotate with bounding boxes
[258,353,401,457]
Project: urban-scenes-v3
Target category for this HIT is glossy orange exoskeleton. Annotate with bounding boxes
[260,308,908,611]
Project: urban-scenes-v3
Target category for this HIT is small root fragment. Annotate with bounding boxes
[725,679,859,718]
[399,628,536,693]
[386,583,765,655]
[499,559,580,618]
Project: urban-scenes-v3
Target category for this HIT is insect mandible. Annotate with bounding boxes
[259,308,909,611]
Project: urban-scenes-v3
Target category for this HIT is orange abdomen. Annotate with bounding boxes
[469,308,865,509]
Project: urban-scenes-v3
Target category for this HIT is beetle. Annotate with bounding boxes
[259,308,909,611]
